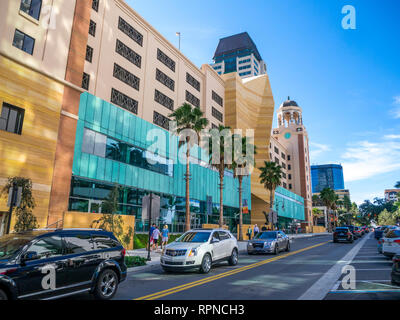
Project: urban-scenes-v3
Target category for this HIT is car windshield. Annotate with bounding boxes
[336,228,348,232]
[254,232,277,240]
[175,232,211,243]
[0,234,34,260]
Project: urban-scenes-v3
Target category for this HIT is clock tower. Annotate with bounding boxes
[270,97,313,227]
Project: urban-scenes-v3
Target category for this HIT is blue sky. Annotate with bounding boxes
[127,0,400,204]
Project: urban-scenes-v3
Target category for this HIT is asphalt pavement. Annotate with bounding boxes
[67,233,400,300]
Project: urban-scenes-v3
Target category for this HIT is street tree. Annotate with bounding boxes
[319,188,338,232]
[232,134,256,241]
[169,103,209,231]
[259,161,283,230]
[0,177,38,232]
[208,125,232,228]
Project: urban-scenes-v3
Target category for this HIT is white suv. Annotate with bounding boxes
[160,229,239,273]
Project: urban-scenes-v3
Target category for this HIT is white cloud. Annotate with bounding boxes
[390,96,400,118]
[341,139,400,182]
[309,142,330,160]
[384,134,400,139]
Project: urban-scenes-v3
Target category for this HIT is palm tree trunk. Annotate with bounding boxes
[219,171,224,228]
[269,187,274,230]
[238,176,243,241]
[185,146,190,232]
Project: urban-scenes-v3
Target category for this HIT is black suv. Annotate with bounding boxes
[0,229,127,300]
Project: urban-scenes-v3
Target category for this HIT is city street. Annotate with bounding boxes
[69,233,400,300]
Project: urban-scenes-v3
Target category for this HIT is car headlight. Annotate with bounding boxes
[188,248,197,257]
[248,242,253,246]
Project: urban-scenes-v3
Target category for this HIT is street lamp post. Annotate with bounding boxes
[176,32,181,51]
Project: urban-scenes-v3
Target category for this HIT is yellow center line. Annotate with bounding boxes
[134,240,330,300]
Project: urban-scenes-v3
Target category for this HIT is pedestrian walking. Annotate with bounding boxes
[149,223,156,251]
[247,226,252,240]
[152,226,162,251]
[162,225,169,249]
[253,224,259,238]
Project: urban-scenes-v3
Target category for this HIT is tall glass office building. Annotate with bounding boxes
[311,164,345,193]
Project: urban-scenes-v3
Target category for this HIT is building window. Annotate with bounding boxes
[283,182,287,189]
[85,45,93,63]
[185,90,200,108]
[113,63,140,91]
[212,91,223,107]
[0,103,24,135]
[212,123,218,129]
[12,29,35,55]
[281,162,286,169]
[281,153,286,160]
[157,48,175,72]
[153,111,170,130]
[288,174,292,180]
[289,184,292,190]
[111,88,138,115]
[288,164,291,170]
[274,157,279,165]
[116,39,141,68]
[154,89,174,111]
[288,155,291,161]
[20,0,42,20]
[82,72,90,90]
[156,68,175,91]
[92,0,99,12]
[186,73,200,92]
[274,146,279,154]
[89,20,96,37]
[238,65,251,70]
[282,172,287,179]
[118,17,143,47]
[212,107,223,122]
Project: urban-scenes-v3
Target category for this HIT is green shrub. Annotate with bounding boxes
[133,233,182,249]
[125,256,147,268]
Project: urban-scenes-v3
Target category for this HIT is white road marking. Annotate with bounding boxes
[298,234,370,300]
[354,268,392,271]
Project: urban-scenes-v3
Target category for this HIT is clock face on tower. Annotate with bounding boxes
[284,132,291,139]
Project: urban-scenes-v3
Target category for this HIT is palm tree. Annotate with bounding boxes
[395,181,400,188]
[312,208,324,226]
[259,161,283,230]
[232,135,256,241]
[208,125,232,228]
[169,103,209,232]
[319,188,339,232]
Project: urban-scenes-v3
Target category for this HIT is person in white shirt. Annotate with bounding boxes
[152,226,162,251]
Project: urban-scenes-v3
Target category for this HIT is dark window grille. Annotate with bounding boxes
[212,107,223,122]
[86,45,93,63]
[118,17,143,47]
[274,146,279,154]
[92,0,99,12]
[113,63,140,91]
[89,20,96,37]
[111,88,138,114]
[185,90,200,108]
[0,103,24,135]
[115,39,141,68]
[156,68,175,91]
[157,48,175,72]
[186,72,200,91]
[154,89,174,111]
[212,123,218,129]
[82,72,90,90]
[20,0,42,20]
[153,111,170,130]
[212,90,223,107]
[12,29,35,55]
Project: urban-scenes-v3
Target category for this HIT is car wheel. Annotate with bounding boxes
[0,289,8,300]
[273,244,279,255]
[93,269,119,300]
[228,249,238,266]
[199,253,212,274]
[286,241,290,252]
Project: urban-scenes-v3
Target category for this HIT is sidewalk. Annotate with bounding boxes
[126,232,331,273]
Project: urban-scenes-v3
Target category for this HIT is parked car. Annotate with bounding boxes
[392,254,400,286]
[381,229,400,258]
[160,229,238,274]
[343,225,358,239]
[247,231,290,255]
[0,229,127,300]
[353,226,363,238]
[362,226,369,233]
[375,226,385,240]
[333,227,354,243]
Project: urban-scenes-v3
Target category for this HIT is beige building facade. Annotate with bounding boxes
[270,98,313,225]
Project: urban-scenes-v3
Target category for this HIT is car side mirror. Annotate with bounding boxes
[211,238,220,244]
[21,251,39,263]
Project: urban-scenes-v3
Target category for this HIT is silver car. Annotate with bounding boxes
[160,229,239,273]
[247,231,290,255]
